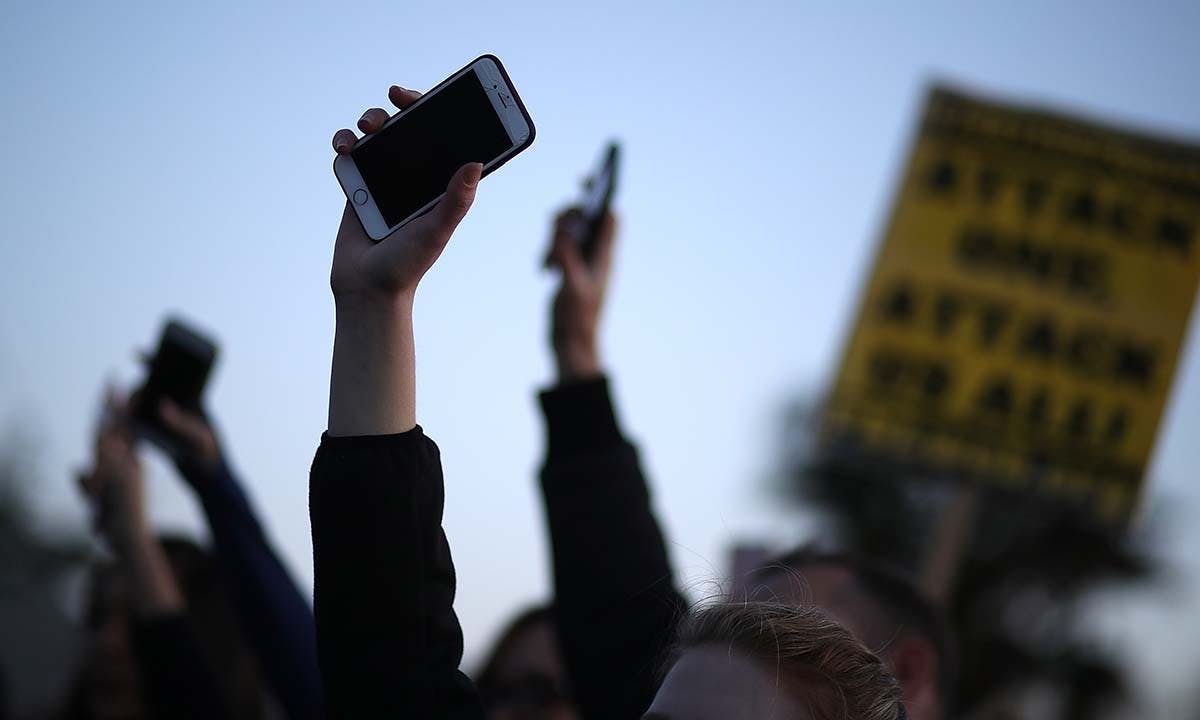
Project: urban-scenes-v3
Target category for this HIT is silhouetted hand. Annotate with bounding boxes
[544,207,617,382]
[330,85,482,303]
[79,390,148,553]
[80,388,184,615]
[156,399,221,473]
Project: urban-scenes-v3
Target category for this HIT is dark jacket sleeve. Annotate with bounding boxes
[179,458,323,719]
[539,377,687,720]
[309,429,483,720]
[130,614,233,720]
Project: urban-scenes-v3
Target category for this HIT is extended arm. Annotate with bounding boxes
[80,394,231,720]
[309,84,485,719]
[155,401,324,720]
[538,209,686,719]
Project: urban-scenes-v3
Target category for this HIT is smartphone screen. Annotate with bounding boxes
[148,337,214,407]
[352,68,513,228]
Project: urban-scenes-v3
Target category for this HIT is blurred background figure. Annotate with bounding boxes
[777,454,1158,720]
[58,376,321,720]
[0,425,91,720]
[476,605,577,720]
[749,549,952,720]
[63,535,261,720]
[66,391,255,719]
[647,602,906,720]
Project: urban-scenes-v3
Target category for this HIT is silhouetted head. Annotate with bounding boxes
[64,535,263,720]
[647,602,906,720]
[476,604,577,720]
[748,549,952,720]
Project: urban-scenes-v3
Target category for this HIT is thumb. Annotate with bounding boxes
[427,163,482,240]
[554,232,588,289]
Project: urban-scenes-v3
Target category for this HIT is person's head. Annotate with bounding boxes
[749,550,952,720]
[476,605,577,720]
[65,536,263,720]
[647,602,905,720]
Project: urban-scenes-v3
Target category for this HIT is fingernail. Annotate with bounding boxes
[358,112,371,126]
[391,85,410,94]
[335,139,349,152]
[466,163,483,186]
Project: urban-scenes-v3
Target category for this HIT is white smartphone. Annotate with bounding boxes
[334,54,536,241]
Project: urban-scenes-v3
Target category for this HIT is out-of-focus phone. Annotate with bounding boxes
[579,142,620,261]
[133,318,218,446]
[334,54,536,241]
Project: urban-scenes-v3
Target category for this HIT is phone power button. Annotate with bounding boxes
[353,189,368,205]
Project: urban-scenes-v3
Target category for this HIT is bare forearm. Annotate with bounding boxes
[555,342,602,384]
[328,294,417,436]
[119,531,184,617]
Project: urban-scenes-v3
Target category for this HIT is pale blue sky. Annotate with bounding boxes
[2,0,1199,700]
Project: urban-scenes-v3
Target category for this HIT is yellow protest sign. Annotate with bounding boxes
[823,86,1200,523]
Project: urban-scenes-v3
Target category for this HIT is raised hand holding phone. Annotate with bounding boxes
[328,85,483,436]
[545,206,618,383]
[132,318,218,454]
[333,55,534,241]
[579,142,620,261]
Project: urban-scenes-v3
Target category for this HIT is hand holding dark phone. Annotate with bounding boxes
[579,142,620,262]
[133,318,218,450]
[333,54,536,241]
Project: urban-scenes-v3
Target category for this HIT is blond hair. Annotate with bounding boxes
[666,601,906,720]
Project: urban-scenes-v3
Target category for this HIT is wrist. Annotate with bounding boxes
[555,341,602,383]
[121,532,185,616]
[112,518,155,557]
[329,291,419,436]
[334,289,415,320]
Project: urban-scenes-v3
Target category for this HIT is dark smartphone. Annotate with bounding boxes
[133,319,218,446]
[334,54,537,240]
[580,142,620,261]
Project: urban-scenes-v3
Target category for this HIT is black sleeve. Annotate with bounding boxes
[539,377,687,720]
[130,614,234,720]
[309,429,483,720]
[179,458,323,719]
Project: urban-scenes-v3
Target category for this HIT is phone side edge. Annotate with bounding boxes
[475,54,537,178]
[333,153,391,241]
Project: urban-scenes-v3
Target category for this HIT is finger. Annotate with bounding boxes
[554,231,588,289]
[554,208,585,240]
[426,163,482,239]
[333,128,358,155]
[100,385,129,436]
[591,211,619,282]
[96,431,122,464]
[159,399,210,447]
[357,107,391,134]
[544,232,565,269]
[78,469,98,499]
[388,85,422,110]
[543,208,585,267]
